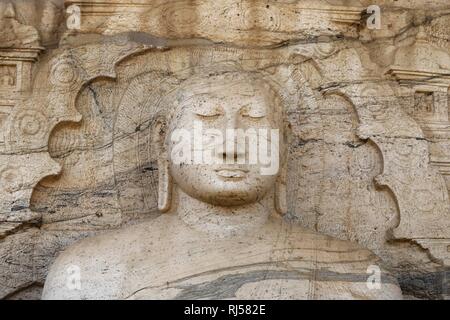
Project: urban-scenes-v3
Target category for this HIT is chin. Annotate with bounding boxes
[172,168,275,206]
[191,185,266,206]
[205,195,256,206]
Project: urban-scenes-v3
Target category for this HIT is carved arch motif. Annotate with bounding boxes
[0,36,164,222]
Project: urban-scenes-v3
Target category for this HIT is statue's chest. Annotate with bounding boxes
[121,240,320,299]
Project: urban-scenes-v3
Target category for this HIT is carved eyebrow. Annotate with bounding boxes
[178,92,215,105]
[191,104,224,116]
[239,104,267,118]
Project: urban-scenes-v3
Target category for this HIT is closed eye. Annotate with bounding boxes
[240,105,266,119]
[194,112,223,119]
[192,105,224,118]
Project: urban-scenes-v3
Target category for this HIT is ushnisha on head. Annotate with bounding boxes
[155,71,289,217]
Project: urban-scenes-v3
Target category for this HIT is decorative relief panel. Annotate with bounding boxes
[386,15,450,267]
[65,0,363,47]
[0,64,16,89]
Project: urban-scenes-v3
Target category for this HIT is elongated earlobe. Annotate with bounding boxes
[275,122,289,216]
[158,157,172,212]
[275,166,287,215]
[154,118,172,213]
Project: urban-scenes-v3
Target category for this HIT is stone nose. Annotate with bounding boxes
[225,112,240,130]
[219,113,246,163]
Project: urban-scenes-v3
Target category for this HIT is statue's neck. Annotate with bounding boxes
[172,187,273,238]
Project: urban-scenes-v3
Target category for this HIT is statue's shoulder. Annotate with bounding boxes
[42,215,175,299]
[282,222,403,299]
[283,221,374,259]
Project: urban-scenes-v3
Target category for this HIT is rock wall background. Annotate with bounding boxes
[0,0,449,299]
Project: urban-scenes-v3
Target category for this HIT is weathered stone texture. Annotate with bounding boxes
[0,0,449,299]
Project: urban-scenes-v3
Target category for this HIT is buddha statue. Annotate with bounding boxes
[42,71,402,300]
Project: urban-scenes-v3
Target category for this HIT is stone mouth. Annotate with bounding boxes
[215,168,249,179]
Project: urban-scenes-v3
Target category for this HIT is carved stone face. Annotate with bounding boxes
[166,74,284,207]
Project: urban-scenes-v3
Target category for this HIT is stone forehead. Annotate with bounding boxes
[164,71,285,119]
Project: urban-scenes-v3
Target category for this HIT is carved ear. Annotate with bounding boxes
[275,120,290,215]
[275,161,287,215]
[153,118,172,213]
